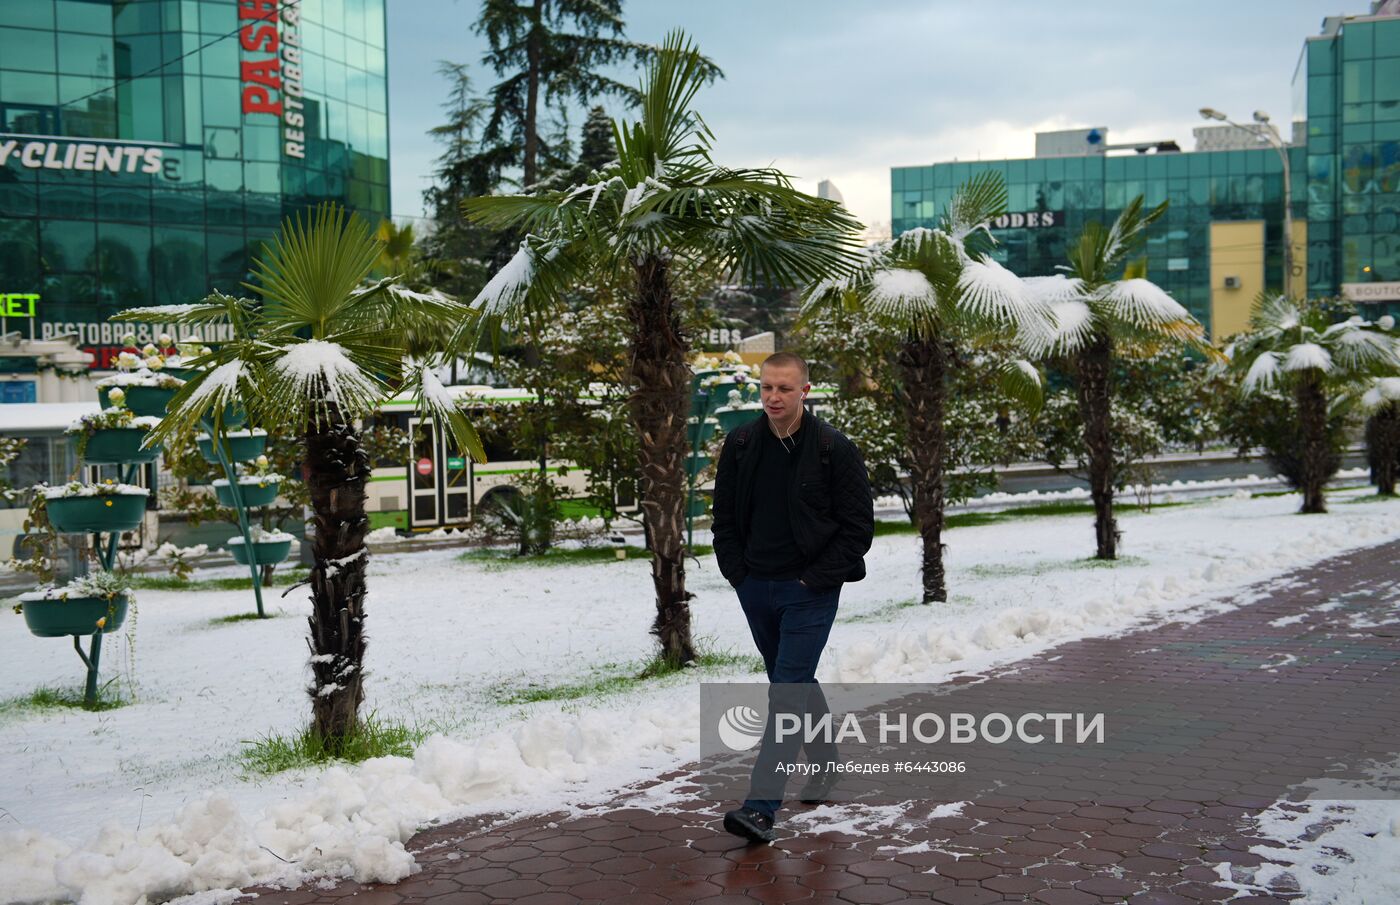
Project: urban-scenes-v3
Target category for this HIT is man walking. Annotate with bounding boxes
[711,352,875,843]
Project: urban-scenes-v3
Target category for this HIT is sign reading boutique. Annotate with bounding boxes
[238,0,307,160]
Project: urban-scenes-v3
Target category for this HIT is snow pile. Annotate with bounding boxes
[365,527,400,543]
[37,482,148,499]
[226,527,296,545]
[1,709,698,904]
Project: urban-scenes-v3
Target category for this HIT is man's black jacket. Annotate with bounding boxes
[711,411,875,592]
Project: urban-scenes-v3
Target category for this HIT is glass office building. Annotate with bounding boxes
[891,6,1400,337]
[0,0,390,368]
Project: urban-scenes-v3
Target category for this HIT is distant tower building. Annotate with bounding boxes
[817,179,845,204]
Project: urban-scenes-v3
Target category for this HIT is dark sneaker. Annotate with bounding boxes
[722,806,776,843]
[799,770,839,805]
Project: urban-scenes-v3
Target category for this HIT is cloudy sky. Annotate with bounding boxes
[387,0,1346,229]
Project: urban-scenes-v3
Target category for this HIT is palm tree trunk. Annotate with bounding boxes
[899,337,947,604]
[304,402,370,750]
[1295,375,1330,513]
[1076,334,1118,559]
[522,0,543,189]
[629,255,696,665]
[1367,407,1400,496]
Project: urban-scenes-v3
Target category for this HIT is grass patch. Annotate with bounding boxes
[877,499,1196,535]
[967,554,1149,579]
[838,598,924,624]
[238,713,424,775]
[0,685,129,716]
[460,544,712,567]
[494,649,764,706]
[209,611,285,625]
[130,568,309,592]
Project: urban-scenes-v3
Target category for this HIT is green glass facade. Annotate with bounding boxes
[0,0,389,367]
[891,11,1400,332]
[1298,15,1400,298]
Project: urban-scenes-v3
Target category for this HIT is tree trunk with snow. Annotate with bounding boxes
[900,336,948,604]
[628,255,696,666]
[1295,374,1330,514]
[1368,407,1400,497]
[1076,333,1118,559]
[304,400,371,749]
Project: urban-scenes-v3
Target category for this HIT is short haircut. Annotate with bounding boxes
[761,352,809,383]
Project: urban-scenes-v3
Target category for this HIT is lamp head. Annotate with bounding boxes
[1252,110,1271,124]
[1199,107,1227,121]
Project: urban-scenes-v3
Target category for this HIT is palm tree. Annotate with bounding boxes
[1227,296,1399,512]
[1023,197,1207,559]
[115,203,484,749]
[460,32,862,666]
[802,173,1050,603]
[1363,375,1400,496]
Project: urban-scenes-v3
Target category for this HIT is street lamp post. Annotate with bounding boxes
[1200,107,1296,296]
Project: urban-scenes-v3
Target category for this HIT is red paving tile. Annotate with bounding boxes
[246,539,1400,904]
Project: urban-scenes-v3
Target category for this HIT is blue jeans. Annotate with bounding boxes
[735,576,841,818]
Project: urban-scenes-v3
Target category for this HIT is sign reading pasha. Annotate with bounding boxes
[238,0,307,160]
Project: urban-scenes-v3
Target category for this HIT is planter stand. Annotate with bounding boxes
[202,422,269,619]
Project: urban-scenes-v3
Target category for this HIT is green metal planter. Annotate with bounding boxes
[197,432,267,464]
[687,495,709,517]
[229,538,292,566]
[716,406,761,433]
[22,594,129,638]
[99,385,179,417]
[164,366,199,381]
[687,417,719,445]
[214,479,280,508]
[685,453,711,478]
[77,429,161,464]
[46,493,147,533]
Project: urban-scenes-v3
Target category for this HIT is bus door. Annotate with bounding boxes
[407,417,439,528]
[406,417,473,528]
[440,430,471,524]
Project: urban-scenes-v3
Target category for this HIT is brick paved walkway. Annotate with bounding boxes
[255,539,1400,905]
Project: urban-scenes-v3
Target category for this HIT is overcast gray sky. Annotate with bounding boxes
[387,1,1347,229]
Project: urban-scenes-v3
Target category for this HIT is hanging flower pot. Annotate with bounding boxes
[687,495,709,517]
[96,371,185,417]
[196,429,267,464]
[228,530,294,566]
[19,583,130,638]
[213,477,281,508]
[42,483,149,533]
[685,453,711,479]
[68,409,162,464]
[687,417,719,445]
[715,403,763,433]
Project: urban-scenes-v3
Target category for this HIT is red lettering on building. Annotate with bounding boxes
[239,1,282,117]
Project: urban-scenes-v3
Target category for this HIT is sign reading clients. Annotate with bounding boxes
[238,0,306,160]
[0,138,164,174]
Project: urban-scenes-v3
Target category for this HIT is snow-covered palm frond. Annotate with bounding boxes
[865,267,939,321]
[1282,342,1333,373]
[1096,279,1191,329]
[265,339,386,426]
[957,257,1030,324]
[945,171,1006,245]
[1361,377,1400,410]
[1323,323,1399,370]
[1022,274,1085,305]
[405,362,487,464]
[994,358,1044,412]
[469,242,536,321]
[1029,298,1097,356]
[1243,351,1282,393]
[1249,294,1301,336]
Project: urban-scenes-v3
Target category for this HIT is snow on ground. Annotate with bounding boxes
[1,489,1398,904]
[1215,758,1400,904]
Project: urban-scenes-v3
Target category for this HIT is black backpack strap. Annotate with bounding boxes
[732,426,752,463]
[819,424,833,468]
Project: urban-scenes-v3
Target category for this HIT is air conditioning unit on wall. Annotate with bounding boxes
[1223,276,1242,289]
